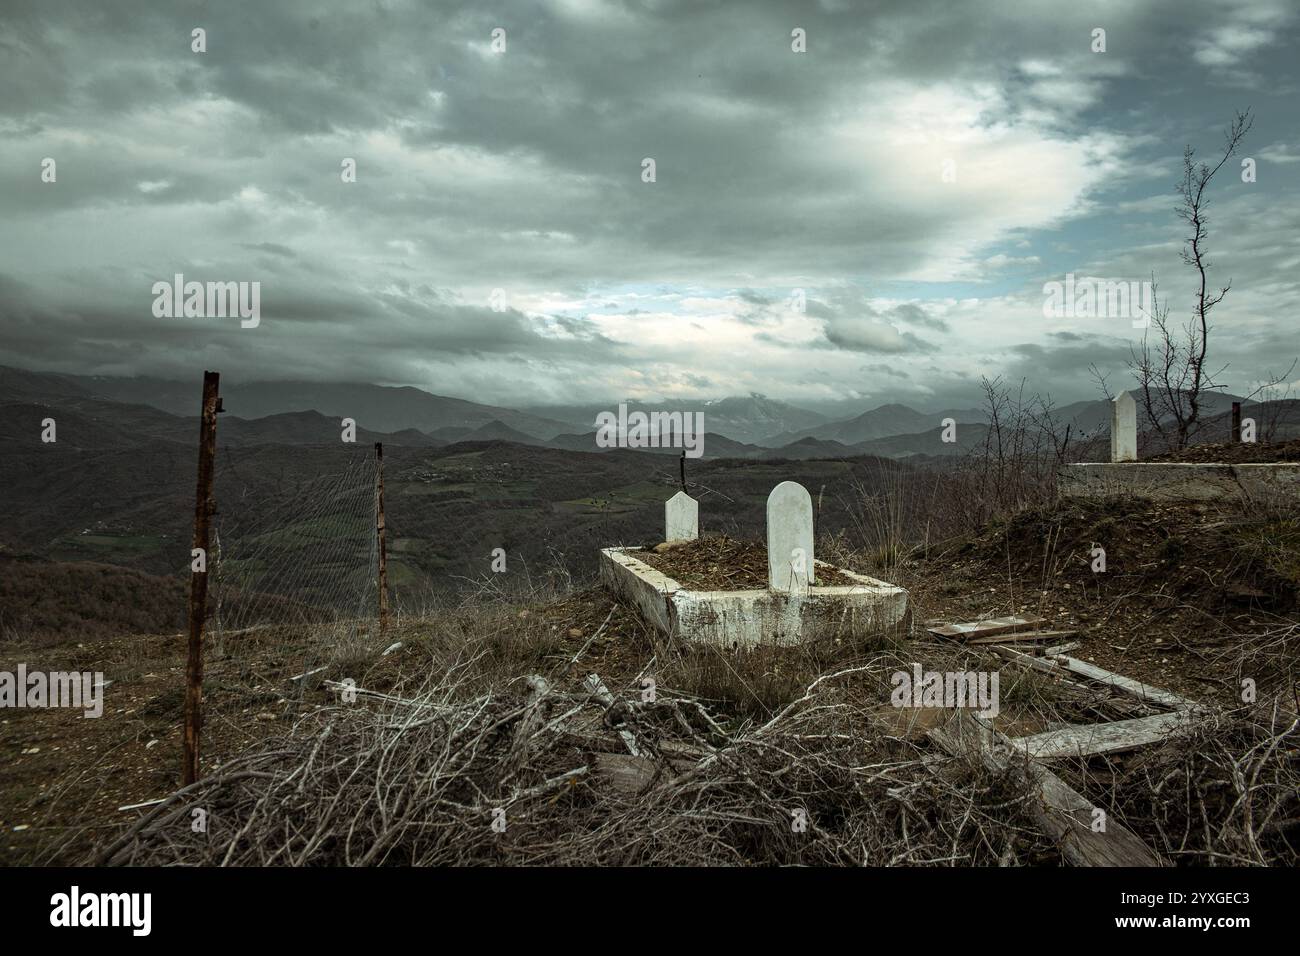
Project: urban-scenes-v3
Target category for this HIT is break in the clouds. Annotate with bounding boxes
[1,0,1297,411]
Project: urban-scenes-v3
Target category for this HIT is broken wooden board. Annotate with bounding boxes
[993,646,1159,721]
[992,645,1095,688]
[993,647,1198,712]
[927,615,1046,641]
[929,709,1162,867]
[966,629,1077,646]
[988,643,1049,655]
[1008,710,1198,759]
[1047,655,1199,711]
[994,640,1078,658]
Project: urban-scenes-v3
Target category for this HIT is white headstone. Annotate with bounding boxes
[766,481,814,592]
[1110,391,1137,462]
[664,491,698,542]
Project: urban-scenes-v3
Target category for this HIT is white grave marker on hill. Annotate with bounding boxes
[767,481,813,592]
[1111,391,1137,463]
[665,491,698,542]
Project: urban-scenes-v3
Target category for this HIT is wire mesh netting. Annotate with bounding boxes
[207,445,381,653]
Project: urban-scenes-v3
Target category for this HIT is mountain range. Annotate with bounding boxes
[1,365,1284,463]
[12,371,574,441]
[526,394,829,445]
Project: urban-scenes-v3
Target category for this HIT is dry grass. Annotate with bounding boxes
[92,603,1065,867]
[85,575,1300,868]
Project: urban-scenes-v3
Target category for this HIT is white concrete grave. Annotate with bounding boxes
[1063,388,1300,503]
[664,491,698,542]
[1110,391,1137,463]
[599,479,907,646]
[766,480,814,592]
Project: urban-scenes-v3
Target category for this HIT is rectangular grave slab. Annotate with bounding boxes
[599,547,908,647]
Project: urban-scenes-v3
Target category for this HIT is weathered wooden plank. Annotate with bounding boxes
[993,647,1196,711]
[1049,655,1198,710]
[966,629,1077,646]
[1008,711,1197,759]
[929,709,1162,867]
[992,645,1088,682]
[927,615,1045,640]
[987,643,1047,655]
[993,647,1156,720]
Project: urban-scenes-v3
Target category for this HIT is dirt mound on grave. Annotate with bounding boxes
[1144,438,1300,464]
[636,534,858,590]
[949,496,1299,613]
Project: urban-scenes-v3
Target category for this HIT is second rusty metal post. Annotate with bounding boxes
[376,442,389,634]
[183,370,221,786]
[1231,401,1242,443]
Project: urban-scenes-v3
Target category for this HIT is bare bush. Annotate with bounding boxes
[95,642,1057,867]
[845,377,1072,566]
[1107,706,1299,866]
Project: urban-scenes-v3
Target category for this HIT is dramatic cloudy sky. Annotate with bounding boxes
[2,0,1297,412]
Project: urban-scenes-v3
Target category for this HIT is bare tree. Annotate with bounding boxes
[1254,372,1298,443]
[1129,109,1253,450]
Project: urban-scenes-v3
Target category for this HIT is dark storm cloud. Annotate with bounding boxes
[860,362,910,380]
[0,0,1296,406]
[0,266,628,384]
[817,296,939,353]
[821,319,931,354]
[1009,337,1134,374]
[888,303,948,333]
[1000,334,1136,400]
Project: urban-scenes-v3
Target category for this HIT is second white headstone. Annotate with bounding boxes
[766,480,814,592]
[1111,391,1137,462]
[665,491,698,542]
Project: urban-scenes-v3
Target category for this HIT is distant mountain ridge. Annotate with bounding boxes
[762,403,987,446]
[524,394,828,445]
[430,420,546,445]
[6,369,574,441]
[1,365,1274,463]
[0,395,443,451]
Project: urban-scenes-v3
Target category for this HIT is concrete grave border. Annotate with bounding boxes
[599,546,908,646]
[1060,389,1300,503]
[1059,460,1300,502]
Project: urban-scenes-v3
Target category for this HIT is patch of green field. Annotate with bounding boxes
[436,451,486,465]
[607,480,673,501]
[557,479,668,514]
